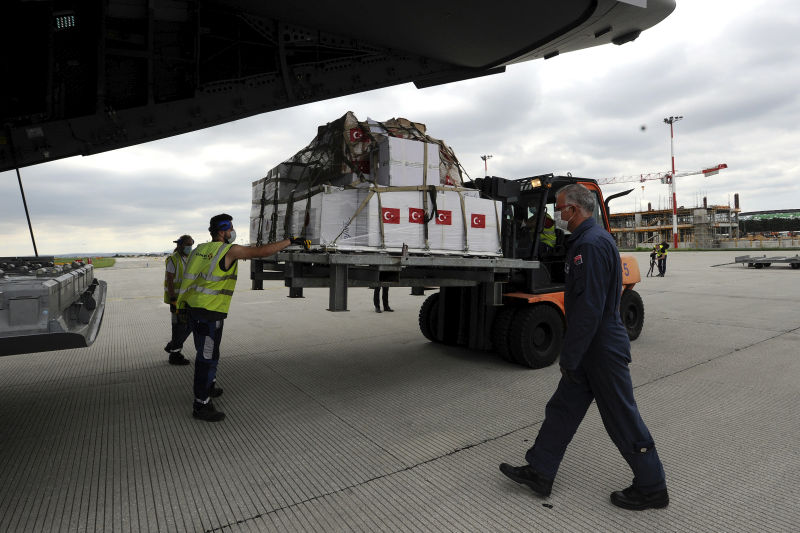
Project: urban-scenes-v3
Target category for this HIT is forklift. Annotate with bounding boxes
[417,173,644,368]
[254,173,644,369]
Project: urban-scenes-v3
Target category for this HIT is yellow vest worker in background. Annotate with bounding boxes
[656,241,669,277]
[163,234,194,365]
[178,213,308,422]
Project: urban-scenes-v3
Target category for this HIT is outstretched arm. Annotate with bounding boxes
[224,239,293,269]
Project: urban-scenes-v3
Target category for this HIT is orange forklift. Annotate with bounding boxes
[417,174,643,368]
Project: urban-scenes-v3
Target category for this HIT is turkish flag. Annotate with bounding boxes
[436,210,452,225]
[409,207,425,224]
[349,128,367,142]
[471,214,486,228]
[382,207,400,224]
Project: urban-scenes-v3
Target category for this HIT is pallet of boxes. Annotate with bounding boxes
[249,111,502,256]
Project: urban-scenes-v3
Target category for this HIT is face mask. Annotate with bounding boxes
[182,245,192,255]
[554,209,572,231]
[226,229,237,244]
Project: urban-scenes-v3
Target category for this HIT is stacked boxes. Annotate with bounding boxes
[249,113,501,256]
[251,185,502,255]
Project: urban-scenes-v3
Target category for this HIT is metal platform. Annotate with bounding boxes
[0,253,797,532]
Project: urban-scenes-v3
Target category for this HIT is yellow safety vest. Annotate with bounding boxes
[177,242,238,315]
[534,213,556,248]
[658,245,668,257]
[540,219,556,248]
[163,252,187,304]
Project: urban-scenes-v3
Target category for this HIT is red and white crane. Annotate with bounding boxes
[596,162,728,248]
[596,163,728,185]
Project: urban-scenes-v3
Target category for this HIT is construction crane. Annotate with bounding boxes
[596,163,728,185]
[597,163,729,249]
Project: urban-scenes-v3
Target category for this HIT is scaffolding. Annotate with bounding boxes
[609,204,740,249]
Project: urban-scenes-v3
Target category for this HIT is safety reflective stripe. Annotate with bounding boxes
[189,286,235,296]
[208,243,230,277]
[182,272,238,282]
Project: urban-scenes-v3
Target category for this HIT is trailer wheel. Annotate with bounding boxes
[764,263,772,267]
[491,306,517,362]
[620,289,645,341]
[791,263,800,270]
[509,305,564,369]
[418,293,440,342]
[754,263,764,269]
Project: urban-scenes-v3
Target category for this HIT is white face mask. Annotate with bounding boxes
[554,209,572,231]
[182,245,192,255]
[226,229,237,244]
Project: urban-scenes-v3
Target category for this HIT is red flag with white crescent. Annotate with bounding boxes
[436,210,452,225]
[349,128,366,142]
[382,207,400,224]
[471,214,486,228]
[409,207,425,224]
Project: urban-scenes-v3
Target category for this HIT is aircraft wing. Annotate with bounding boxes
[0,0,675,172]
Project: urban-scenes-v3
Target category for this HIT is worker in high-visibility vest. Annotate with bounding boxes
[539,212,556,250]
[656,241,669,277]
[164,234,194,365]
[177,213,309,422]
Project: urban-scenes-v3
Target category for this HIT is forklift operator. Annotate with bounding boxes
[500,183,669,510]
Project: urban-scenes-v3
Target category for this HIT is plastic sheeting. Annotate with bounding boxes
[250,112,501,256]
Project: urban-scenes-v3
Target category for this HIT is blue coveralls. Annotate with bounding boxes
[525,217,666,493]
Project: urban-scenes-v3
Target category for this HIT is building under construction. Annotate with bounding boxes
[609,194,740,249]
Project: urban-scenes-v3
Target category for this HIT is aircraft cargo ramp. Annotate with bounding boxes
[0,253,797,532]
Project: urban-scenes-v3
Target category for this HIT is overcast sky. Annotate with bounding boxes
[2,0,798,255]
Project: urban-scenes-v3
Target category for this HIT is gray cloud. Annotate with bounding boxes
[2,0,799,255]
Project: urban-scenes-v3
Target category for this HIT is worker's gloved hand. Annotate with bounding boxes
[560,365,582,385]
[289,236,311,250]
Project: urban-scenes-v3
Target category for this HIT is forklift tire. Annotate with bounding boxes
[491,306,518,363]
[620,289,644,341]
[418,293,440,343]
[509,305,564,369]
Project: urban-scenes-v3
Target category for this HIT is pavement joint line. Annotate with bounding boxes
[203,322,800,532]
[653,315,789,333]
[632,324,800,390]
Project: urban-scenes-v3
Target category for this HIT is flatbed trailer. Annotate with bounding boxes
[252,251,542,352]
[735,254,800,269]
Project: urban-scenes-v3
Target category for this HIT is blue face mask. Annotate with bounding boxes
[182,245,192,255]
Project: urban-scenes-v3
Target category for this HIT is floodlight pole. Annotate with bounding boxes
[481,154,493,175]
[664,115,683,249]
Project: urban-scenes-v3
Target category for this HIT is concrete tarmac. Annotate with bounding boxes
[0,251,797,532]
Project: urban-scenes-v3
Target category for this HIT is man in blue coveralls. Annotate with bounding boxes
[499,184,669,510]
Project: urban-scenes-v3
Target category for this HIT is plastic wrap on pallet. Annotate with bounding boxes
[250,187,501,255]
[249,111,487,252]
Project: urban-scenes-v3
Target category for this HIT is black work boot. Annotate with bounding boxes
[499,463,553,497]
[374,306,382,313]
[168,352,191,365]
[384,307,394,312]
[210,382,223,398]
[192,400,225,422]
[610,485,669,510]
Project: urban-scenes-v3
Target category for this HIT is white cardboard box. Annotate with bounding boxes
[249,187,501,255]
[376,137,440,187]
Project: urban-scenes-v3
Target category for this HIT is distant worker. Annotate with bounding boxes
[373,287,393,313]
[177,214,308,422]
[500,184,668,510]
[163,234,194,365]
[656,241,669,277]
